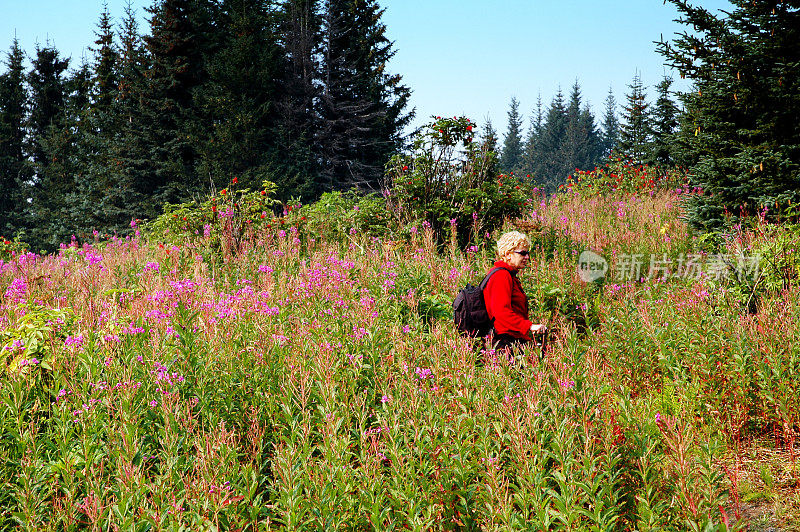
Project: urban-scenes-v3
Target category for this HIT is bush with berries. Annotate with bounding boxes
[561,158,690,196]
[0,236,28,262]
[146,178,280,253]
[386,116,530,247]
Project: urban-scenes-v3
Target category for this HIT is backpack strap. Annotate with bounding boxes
[477,267,511,334]
[478,267,512,291]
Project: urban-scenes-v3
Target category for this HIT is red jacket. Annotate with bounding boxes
[484,261,533,340]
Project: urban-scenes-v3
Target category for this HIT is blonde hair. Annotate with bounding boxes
[496,231,531,259]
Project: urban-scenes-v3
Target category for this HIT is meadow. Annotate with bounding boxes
[1,186,799,531]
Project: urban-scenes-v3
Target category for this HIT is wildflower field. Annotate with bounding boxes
[2,188,800,530]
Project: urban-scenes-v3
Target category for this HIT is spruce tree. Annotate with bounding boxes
[536,89,568,192]
[0,39,28,237]
[26,54,92,249]
[579,106,603,169]
[24,44,71,249]
[600,87,620,160]
[522,93,544,181]
[481,118,499,155]
[108,1,150,231]
[651,76,680,167]
[563,82,582,170]
[53,60,93,240]
[118,1,147,126]
[478,117,500,182]
[139,0,206,216]
[500,96,523,175]
[318,0,412,192]
[276,0,323,200]
[659,0,800,228]
[73,7,131,237]
[94,6,119,111]
[563,81,602,174]
[26,45,70,170]
[618,72,652,164]
[196,0,284,191]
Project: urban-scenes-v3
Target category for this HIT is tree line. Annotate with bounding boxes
[498,0,800,228]
[496,73,681,193]
[0,0,412,251]
[1,0,798,250]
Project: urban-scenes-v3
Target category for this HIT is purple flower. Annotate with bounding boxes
[4,278,28,303]
[85,250,103,264]
[64,335,85,349]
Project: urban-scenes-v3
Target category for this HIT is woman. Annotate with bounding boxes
[484,231,546,353]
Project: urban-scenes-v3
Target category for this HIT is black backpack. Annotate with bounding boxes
[452,267,510,337]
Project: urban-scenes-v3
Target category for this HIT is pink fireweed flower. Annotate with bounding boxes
[85,250,103,265]
[123,324,146,335]
[558,379,575,390]
[4,339,25,353]
[414,367,433,380]
[4,277,28,303]
[64,335,85,349]
[272,334,289,346]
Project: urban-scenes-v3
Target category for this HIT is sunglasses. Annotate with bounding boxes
[513,250,530,256]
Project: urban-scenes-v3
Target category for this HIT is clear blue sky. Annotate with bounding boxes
[1,0,733,137]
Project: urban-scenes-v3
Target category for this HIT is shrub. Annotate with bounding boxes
[0,236,28,263]
[386,116,530,247]
[562,159,691,196]
[146,179,280,253]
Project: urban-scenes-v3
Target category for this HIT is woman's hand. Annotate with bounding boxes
[530,324,547,334]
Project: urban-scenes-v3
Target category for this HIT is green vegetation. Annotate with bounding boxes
[2,183,799,529]
[1,0,800,528]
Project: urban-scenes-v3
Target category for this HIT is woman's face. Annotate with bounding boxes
[503,246,530,271]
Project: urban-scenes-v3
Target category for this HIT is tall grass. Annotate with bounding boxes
[1,191,798,530]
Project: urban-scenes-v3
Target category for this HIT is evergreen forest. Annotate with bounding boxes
[2,0,798,250]
[0,0,412,251]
